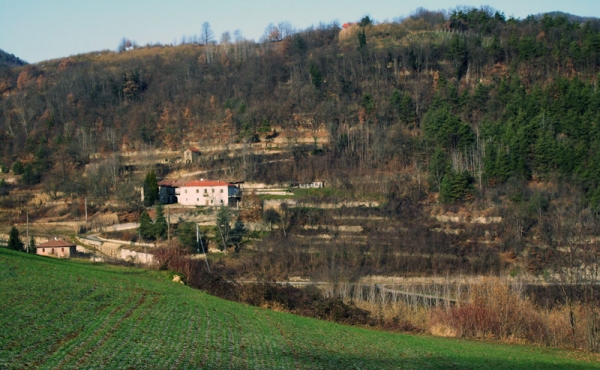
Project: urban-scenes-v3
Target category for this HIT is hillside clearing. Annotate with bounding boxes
[0,249,598,369]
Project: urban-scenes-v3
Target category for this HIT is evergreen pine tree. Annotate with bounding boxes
[7,226,24,251]
[21,164,41,185]
[357,28,367,49]
[495,148,512,183]
[309,65,323,89]
[428,147,448,191]
[230,218,247,253]
[12,161,24,175]
[215,207,232,250]
[143,170,159,207]
[483,144,498,183]
[440,171,475,203]
[153,204,168,240]
[177,222,199,252]
[533,129,556,177]
[28,236,35,253]
[139,210,155,240]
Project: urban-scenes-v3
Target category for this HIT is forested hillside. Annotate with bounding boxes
[2,8,600,202]
[0,49,27,70]
[3,7,600,352]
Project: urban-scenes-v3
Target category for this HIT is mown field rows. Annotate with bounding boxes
[1,249,599,369]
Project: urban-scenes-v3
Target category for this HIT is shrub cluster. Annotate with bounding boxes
[428,278,599,351]
[154,247,373,326]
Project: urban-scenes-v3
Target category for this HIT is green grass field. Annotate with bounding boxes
[1,248,598,369]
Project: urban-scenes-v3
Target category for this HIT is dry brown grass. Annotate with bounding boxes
[429,323,459,337]
[427,278,599,351]
[326,278,598,352]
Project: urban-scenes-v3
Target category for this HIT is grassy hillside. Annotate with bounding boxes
[1,249,598,369]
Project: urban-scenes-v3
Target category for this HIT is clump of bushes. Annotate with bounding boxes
[428,278,598,351]
[153,247,373,326]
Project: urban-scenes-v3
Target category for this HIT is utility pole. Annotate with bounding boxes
[26,209,29,253]
[85,197,88,221]
[196,223,200,253]
[197,223,210,272]
[167,206,170,245]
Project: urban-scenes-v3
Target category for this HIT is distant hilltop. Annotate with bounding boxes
[0,49,27,69]
[534,11,599,23]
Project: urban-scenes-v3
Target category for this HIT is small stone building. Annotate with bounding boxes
[183,148,201,163]
[36,239,77,258]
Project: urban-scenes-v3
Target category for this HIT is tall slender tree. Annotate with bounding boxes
[139,210,155,240]
[143,170,159,207]
[154,204,168,240]
[201,22,215,45]
[7,226,24,251]
[215,207,232,250]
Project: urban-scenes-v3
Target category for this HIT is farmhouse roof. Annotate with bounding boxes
[182,180,233,187]
[36,239,76,248]
[186,147,200,153]
[158,180,187,187]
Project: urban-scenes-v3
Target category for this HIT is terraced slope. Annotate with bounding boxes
[0,249,598,369]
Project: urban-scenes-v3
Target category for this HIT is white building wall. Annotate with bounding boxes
[179,185,230,206]
[37,246,76,258]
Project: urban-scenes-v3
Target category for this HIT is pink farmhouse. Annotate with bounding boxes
[177,180,241,207]
[36,239,77,258]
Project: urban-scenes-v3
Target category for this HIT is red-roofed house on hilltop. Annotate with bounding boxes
[178,180,241,207]
[36,239,77,258]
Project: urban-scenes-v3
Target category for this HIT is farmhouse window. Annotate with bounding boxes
[42,248,45,252]
[220,189,223,193]
[62,248,64,252]
[212,189,215,193]
[196,189,199,193]
[185,189,187,194]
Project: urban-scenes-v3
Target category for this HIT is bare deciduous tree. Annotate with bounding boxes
[118,37,133,52]
[220,31,231,45]
[278,21,294,38]
[262,23,281,43]
[544,192,600,351]
[200,22,215,45]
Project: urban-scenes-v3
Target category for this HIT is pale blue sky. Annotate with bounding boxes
[1,0,600,63]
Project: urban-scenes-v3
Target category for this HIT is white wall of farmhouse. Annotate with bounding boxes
[179,185,230,206]
[37,246,76,258]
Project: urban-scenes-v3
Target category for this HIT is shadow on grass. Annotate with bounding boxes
[284,346,599,370]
